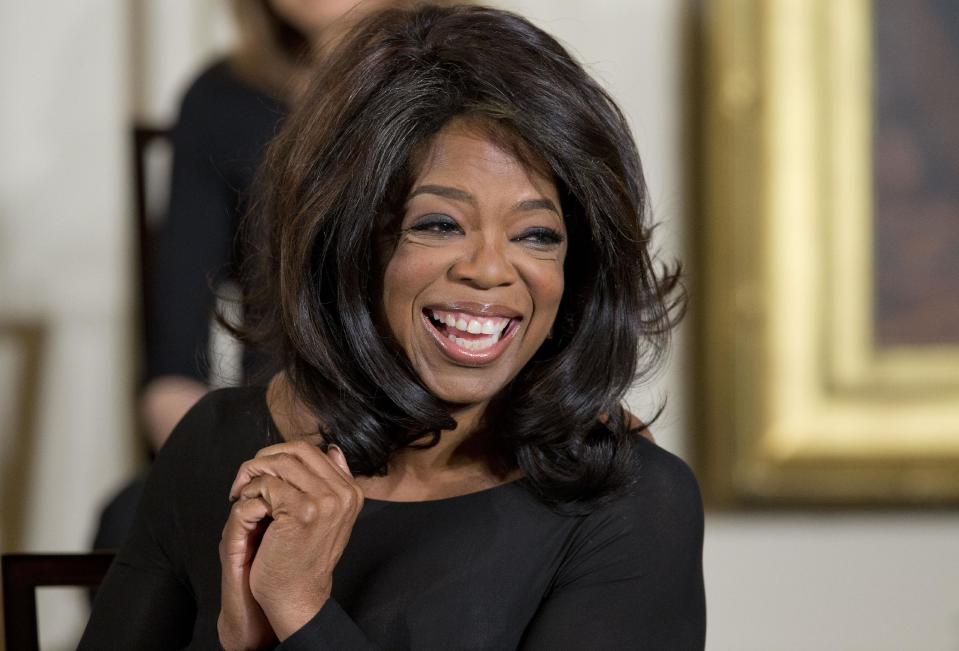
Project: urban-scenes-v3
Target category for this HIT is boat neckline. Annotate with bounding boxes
[258,385,526,505]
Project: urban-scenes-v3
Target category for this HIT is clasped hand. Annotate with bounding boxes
[217,440,363,650]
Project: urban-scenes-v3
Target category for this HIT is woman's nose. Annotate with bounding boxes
[449,236,517,289]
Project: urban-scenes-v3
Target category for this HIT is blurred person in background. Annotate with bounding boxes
[144,0,436,453]
[94,0,452,553]
[81,4,702,648]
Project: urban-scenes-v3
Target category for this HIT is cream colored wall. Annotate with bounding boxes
[1,1,957,649]
[706,513,959,650]
[0,1,232,648]
[0,2,134,648]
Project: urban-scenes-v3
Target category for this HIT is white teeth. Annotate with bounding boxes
[444,331,499,351]
[453,334,498,351]
[429,310,512,341]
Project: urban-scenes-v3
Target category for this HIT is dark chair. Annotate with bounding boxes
[131,124,173,385]
[1,552,114,650]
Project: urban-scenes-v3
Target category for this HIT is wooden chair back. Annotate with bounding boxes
[131,124,172,384]
[1,552,114,651]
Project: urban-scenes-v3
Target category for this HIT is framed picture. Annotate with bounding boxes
[698,0,959,505]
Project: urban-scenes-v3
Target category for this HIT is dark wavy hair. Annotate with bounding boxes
[238,3,683,510]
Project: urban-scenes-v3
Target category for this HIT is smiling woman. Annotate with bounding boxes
[382,121,567,409]
[80,4,704,650]
[239,7,685,507]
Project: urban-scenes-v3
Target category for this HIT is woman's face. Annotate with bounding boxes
[381,120,567,409]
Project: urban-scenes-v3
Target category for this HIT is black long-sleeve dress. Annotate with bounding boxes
[147,60,287,383]
[80,386,706,649]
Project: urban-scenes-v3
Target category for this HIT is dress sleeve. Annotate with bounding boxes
[519,448,706,650]
[78,405,205,649]
[277,599,381,650]
[147,71,236,382]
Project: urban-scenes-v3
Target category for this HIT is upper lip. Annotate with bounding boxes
[423,302,523,319]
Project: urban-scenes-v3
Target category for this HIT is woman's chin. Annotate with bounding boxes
[420,375,505,413]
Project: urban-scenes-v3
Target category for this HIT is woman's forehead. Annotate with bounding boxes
[409,118,557,195]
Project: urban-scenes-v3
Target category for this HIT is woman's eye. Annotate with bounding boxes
[515,227,565,247]
[408,214,462,235]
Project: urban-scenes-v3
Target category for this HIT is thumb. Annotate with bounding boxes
[327,444,353,478]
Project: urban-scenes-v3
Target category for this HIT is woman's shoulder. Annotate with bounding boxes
[180,58,267,106]
[159,386,274,463]
[625,436,702,511]
[576,437,703,549]
[175,58,284,134]
[179,383,268,420]
[539,437,703,597]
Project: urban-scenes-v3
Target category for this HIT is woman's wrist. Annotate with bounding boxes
[268,594,330,641]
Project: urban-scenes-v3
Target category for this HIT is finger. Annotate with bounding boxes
[225,496,271,532]
[239,475,304,516]
[239,474,351,520]
[219,497,276,649]
[232,456,348,505]
[220,497,271,564]
[254,440,321,460]
[241,474,361,529]
[326,445,353,478]
[255,440,353,489]
[248,441,362,517]
[229,452,319,500]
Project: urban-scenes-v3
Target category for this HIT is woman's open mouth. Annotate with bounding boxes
[421,306,522,365]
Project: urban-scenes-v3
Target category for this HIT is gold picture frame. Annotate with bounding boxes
[698,0,959,505]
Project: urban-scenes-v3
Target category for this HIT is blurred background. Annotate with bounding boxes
[1,1,957,649]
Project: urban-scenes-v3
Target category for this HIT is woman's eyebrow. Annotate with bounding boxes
[410,184,474,203]
[410,185,559,215]
[514,198,559,215]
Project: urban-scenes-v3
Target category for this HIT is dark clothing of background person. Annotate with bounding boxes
[80,387,707,650]
[147,59,287,385]
[92,61,286,554]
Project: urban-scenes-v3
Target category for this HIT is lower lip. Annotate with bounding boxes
[421,312,520,367]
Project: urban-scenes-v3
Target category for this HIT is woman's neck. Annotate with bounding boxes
[368,402,520,500]
[266,373,516,489]
[390,401,493,473]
